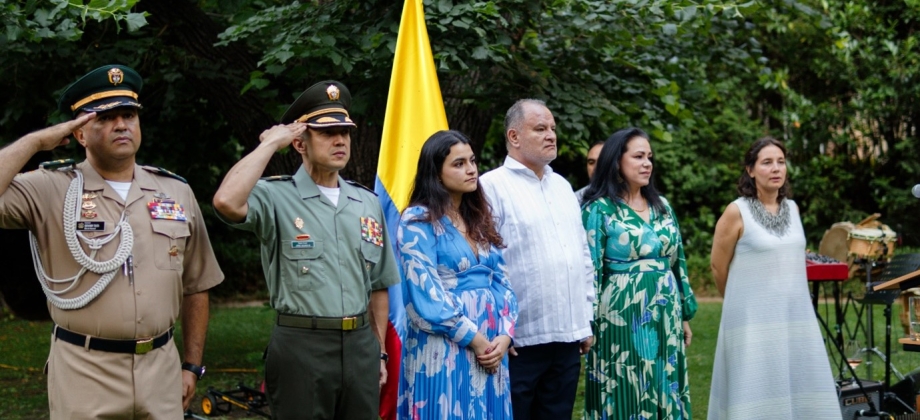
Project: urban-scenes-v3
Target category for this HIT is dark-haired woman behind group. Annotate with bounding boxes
[581,127,697,419]
[396,130,518,420]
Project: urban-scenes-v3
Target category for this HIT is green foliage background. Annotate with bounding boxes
[2,0,920,298]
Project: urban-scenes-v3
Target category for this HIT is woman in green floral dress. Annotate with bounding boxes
[581,127,698,420]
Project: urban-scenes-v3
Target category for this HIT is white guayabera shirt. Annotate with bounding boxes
[480,156,595,347]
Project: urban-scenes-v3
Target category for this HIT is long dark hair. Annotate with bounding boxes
[737,136,792,202]
[582,127,665,213]
[407,130,504,248]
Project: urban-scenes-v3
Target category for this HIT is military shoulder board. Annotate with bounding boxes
[261,175,293,182]
[141,165,187,184]
[39,159,76,171]
[345,180,377,196]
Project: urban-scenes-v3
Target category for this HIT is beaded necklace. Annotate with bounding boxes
[746,197,790,237]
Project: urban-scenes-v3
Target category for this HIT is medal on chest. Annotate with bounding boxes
[81,191,99,219]
[361,216,383,247]
[147,192,187,221]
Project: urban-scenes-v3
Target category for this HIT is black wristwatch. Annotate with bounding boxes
[182,362,206,380]
[380,353,389,363]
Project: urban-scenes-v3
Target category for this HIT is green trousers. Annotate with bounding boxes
[265,322,379,420]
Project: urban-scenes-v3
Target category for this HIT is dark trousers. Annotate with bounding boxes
[264,323,379,420]
[509,341,581,420]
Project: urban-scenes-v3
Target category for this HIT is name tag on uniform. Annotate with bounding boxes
[291,240,315,249]
[76,221,106,231]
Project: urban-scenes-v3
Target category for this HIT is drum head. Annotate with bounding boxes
[849,227,897,241]
[819,222,854,263]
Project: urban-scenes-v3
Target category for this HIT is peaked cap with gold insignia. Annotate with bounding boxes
[280,80,356,128]
[58,65,143,117]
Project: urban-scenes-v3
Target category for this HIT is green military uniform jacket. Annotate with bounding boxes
[224,166,400,317]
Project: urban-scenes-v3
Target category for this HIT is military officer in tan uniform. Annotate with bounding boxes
[213,80,399,419]
[0,65,224,419]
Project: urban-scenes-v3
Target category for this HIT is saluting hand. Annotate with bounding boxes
[26,112,96,151]
[258,122,307,151]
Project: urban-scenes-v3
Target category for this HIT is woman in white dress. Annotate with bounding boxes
[708,137,841,419]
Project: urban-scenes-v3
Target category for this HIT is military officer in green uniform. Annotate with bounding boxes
[213,80,400,419]
[0,65,224,419]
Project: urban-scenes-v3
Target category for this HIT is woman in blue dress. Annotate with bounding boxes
[397,130,518,420]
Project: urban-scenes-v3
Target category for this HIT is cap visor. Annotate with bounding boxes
[304,113,355,128]
[81,98,142,114]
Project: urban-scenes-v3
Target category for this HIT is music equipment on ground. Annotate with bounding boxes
[890,368,920,415]
[838,379,882,419]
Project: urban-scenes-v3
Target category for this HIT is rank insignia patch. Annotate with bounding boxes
[148,200,187,221]
[360,217,383,247]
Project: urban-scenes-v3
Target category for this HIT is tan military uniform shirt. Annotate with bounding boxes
[0,160,223,338]
[221,166,399,317]
[0,160,223,419]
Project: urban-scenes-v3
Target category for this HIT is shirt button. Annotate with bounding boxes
[136,291,141,295]
[301,266,309,274]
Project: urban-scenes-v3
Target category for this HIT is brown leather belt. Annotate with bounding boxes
[53,325,173,354]
[277,312,368,331]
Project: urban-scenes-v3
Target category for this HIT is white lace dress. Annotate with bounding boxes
[708,198,841,419]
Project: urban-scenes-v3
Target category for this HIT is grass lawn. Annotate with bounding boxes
[3,301,920,419]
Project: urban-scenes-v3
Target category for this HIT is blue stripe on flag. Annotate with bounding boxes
[375,176,406,337]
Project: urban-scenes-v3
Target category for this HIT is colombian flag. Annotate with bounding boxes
[375,0,449,418]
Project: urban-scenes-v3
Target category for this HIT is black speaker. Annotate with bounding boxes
[839,379,883,419]
[891,368,920,412]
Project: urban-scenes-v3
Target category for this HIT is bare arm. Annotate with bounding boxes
[0,114,95,196]
[711,202,743,297]
[368,289,389,352]
[368,289,389,388]
[212,123,306,222]
[180,291,210,410]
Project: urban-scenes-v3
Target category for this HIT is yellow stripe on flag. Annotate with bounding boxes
[377,0,449,213]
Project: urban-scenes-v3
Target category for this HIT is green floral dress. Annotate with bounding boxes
[582,196,698,420]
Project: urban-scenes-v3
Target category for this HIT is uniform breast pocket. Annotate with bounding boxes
[281,240,325,291]
[359,241,382,287]
[151,220,191,270]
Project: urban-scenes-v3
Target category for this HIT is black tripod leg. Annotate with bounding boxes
[812,302,881,415]
[885,304,892,396]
